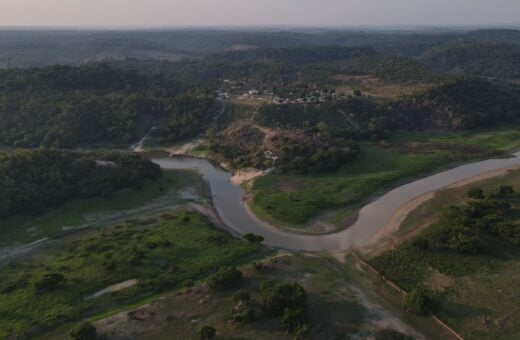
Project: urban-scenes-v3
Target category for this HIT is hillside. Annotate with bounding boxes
[421,42,520,79]
[0,64,216,148]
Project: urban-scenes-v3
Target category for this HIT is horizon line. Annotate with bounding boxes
[1,23,519,32]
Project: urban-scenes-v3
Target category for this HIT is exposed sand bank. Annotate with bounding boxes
[369,164,520,245]
[230,168,265,185]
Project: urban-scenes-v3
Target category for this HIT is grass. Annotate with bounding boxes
[368,169,520,339]
[0,210,263,339]
[392,126,520,152]
[250,126,520,232]
[0,170,209,248]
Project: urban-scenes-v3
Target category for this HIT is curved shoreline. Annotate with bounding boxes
[369,164,520,245]
[153,151,520,252]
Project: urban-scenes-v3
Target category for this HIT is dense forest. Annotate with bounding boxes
[0,64,217,148]
[210,124,361,173]
[421,42,520,79]
[2,28,520,70]
[255,78,520,135]
[0,149,161,219]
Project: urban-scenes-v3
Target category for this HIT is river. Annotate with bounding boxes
[153,151,520,252]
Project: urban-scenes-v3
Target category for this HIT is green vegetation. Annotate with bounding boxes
[90,254,448,339]
[210,124,361,173]
[369,170,520,338]
[197,325,217,340]
[243,233,265,244]
[68,322,98,340]
[371,187,519,289]
[0,210,262,338]
[260,281,309,335]
[0,149,161,220]
[421,42,520,79]
[395,78,519,129]
[0,170,206,247]
[0,64,216,148]
[251,138,502,227]
[401,288,437,316]
[256,78,519,134]
[207,267,243,291]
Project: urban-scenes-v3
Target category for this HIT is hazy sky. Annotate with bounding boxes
[1,0,519,27]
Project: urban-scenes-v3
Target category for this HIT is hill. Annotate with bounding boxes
[421,43,520,79]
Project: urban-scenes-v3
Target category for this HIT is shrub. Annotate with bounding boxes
[466,187,484,199]
[243,233,265,244]
[68,322,97,340]
[374,328,414,340]
[35,273,65,293]
[231,300,255,323]
[253,262,265,272]
[233,289,250,302]
[207,267,243,291]
[281,307,308,334]
[197,325,216,340]
[402,288,436,315]
[497,185,514,196]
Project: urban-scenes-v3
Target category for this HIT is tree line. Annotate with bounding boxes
[0,149,162,219]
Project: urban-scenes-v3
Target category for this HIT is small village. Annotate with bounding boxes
[215,79,347,104]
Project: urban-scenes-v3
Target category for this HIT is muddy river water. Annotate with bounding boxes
[153,151,520,252]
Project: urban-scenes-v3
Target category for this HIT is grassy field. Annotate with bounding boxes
[0,210,263,339]
[92,253,450,339]
[0,170,210,248]
[250,126,520,233]
[368,169,520,339]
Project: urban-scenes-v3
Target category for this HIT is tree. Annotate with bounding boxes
[197,325,216,340]
[68,322,97,340]
[466,187,484,199]
[260,281,306,317]
[353,88,363,96]
[207,266,243,291]
[260,281,309,335]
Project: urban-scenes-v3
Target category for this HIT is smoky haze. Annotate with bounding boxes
[1,0,519,28]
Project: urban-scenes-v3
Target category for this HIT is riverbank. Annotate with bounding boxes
[247,127,520,235]
[365,167,520,339]
[0,170,211,262]
[152,150,520,252]
[368,164,520,249]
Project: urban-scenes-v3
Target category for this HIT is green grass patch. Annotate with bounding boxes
[0,171,208,247]
[0,210,263,339]
[252,143,470,226]
[392,125,520,152]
